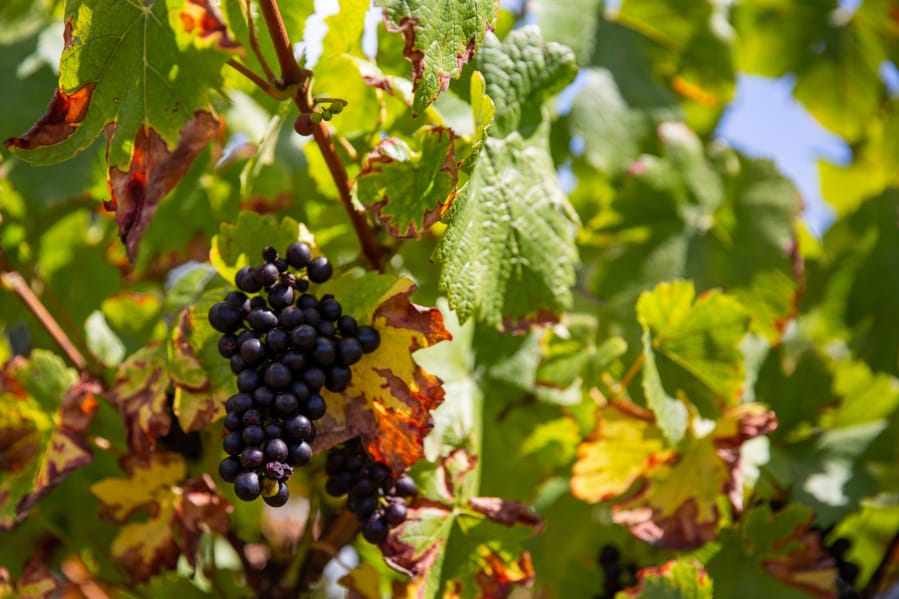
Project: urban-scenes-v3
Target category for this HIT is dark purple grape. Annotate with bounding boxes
[274,392,298,415]
[237,369,261,393]
[279,306,303,329]
[274,257,289,273]
[225,393,253,414]
[208,302,243,333]
[248,308,278,333]
[395,475,417,497]
[222,431,244,455]
[337,315,358,337]
[250,296,267,310]
[369,463,390,483]
[319,298,341,321]
[264,423,283,440]
[325,451,345,474]
[325,365,351,392]
[307,256,333,283]
[242,409,262,427]
[283,351,306,372]
[242,425,265,446]
[357,326,380,353]
[229,354,247,375]
[241,446,264,469]
[218,456,243,483]
[362,515,389,544]
[253,386,275,407]
[266,328,290,353]
[336,337,363,366]
[290,380,310,401]
[312,337,336,366]
[263,481,290,507]
[287,441,313,466]
[326,477,347,497]
[301,308,321,327]
[264,461,292,480]
[218,334,238,358]
[265,362,292,389]
[256,262,279,287]
[344,453,364,471]
[302,394,327,420]
[307,422,317,442]
[384,501,407,526]
[235,267,262,293]
[290,324,317,350]
[297,293,318,309]
[224,411,243,432]
[225,291,248,307]
[349,495,378,518]
[317,320,336,338]
[286,242,312,268]
[262,246,278,263]
[240,337,266,365]
[234,471,261,501]
[350,478,376,497]
[283,414,312,440]
[295,278,310,292]
[268,284,295,310]
[237,329,258,345]
[303,368,325,392]
[264,438,289,462]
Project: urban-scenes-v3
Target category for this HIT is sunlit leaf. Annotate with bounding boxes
[107,343,171,454]
[617,559,713,598]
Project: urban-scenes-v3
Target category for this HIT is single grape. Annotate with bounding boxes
[312,337,336,366]
[395,475,417,497]
[362,515,389,544]
[225,393,253,414]
[234,471,261,501]
[349,495,378,518]
[242,425,265,446]
[316,320,336,338]
[336,337,363,365]
[225,291,248,307]
[350,478,376,497]
[325,365,351,392]
[268,284,295,310]
[325,450,345,474]
[294,113,315,136]
[262,246,278,263]
[290,324,317,350]
[302,394,327,420]
[325,477,347,497]
[208,302,243,333]
[266,327,290,353]
[283,414,313,440]
[237,369,261,393]
[319,298,341,321]
[248,308,278,333]
[337,315,358,337]
[218,456,243,483]
[242,409,262,427]
[344,453,364,471]
[264,438,289,462]
[223,411,243,432]
[307,256,333,283]
[265,362,292,389]
[274,392,299,415]
[369,463,390,483]
[218,334,238,358]
[329,102,344,115]
[303,368,325,392]
[283,351,306,372]
[235,266,262,293]
[384,501,408,526]
[274,258,289,273]
[290,380,311,401]
[240,446,265,469]
[301,308,321,327]
[309,111,323,124]
[256,262,280,287]
[279,306,303,329]
[240,337,266,365]
[263,480,290,507]
[287,441,313,466]
[286,242,312,268]
[297,293,318,309]
[253,386,275,407]
[222,431,244,456]
[295,278,310,292]
[320,107,332,121]
[357,326,380,353]
[237,329,258,346]
[264,423,283,440]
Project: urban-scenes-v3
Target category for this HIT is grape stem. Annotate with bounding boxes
[0,270,89,373]
[254,0,386,272]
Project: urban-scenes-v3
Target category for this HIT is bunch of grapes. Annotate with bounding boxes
[324,438,417,544]
[596,544,637,599]
[208,242,380,506]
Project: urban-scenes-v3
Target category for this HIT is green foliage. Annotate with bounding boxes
[1,1,898,598]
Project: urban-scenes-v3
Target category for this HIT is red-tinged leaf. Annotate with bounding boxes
[168,308,227,433]
[106,343,171,455]
[179,0,242,51]
[355,127,458,239]
[4,84,94,152]
[0,352,97,530]
[618,559,714,598]
[315,274,451,473]
[475,549,535,598]
[108,112,221,260]
[90,452,231,582]
[12,555,73,599]
[468,497,543,530]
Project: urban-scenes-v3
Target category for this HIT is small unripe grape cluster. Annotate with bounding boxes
[293,100,345,136]
[324,438,417,544]
[209,242,380,506]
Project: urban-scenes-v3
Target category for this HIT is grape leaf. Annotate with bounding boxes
[435,128,579,330]
[637,281,751,436]
[472,27,577,137]
[315,273,451,473]
[0,351,98,530]
[106,342,172,454]
[5,0,238,259]
[377,0,497,113]
[572,402,776,548]
[354,126,458,239]
[706,504,837,599]
[618,560,713,598]
[383,449,540,598]
[90,452,231,582]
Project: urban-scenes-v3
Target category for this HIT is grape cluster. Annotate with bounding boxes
[596,544,637,599]
[324,438,417,544]
[209,242,381,506]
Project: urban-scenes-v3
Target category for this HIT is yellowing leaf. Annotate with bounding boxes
[571,402,675,503]
[618,559,713,599]
[107,343,171,454]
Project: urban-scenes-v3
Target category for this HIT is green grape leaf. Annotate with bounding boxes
[532,0,604,65]
[435,128,579,330]
[107,342,172,454]
[706,504,838,599]
[572,402,776,548]
[383,450,539,598]
[5,0,238,259]
[637,280,750,428]
[617,560,713,598]
[472,26,577,137]
[0,351,98,530]
[354,126,458,239]
[377,0,497,113]
[90,452,231,582]
[587,126,800,345]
